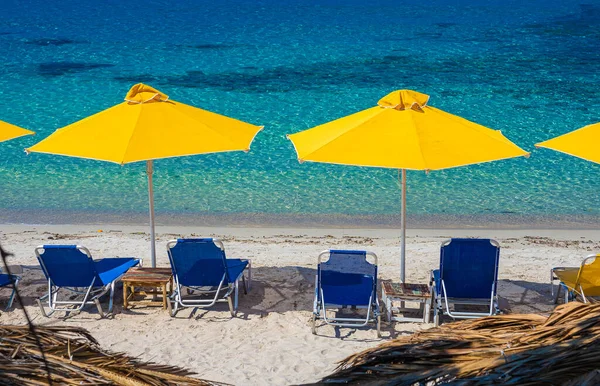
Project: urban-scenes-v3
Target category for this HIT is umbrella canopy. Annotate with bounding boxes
[288,89,528,281]
[0,120,34,143]
[535,122,600,164]
[27,84,263,266]
[27,84,261,164]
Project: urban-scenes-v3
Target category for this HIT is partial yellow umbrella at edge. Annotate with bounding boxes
[535,122,600,164]
[27,84,264,266]
[0,120,34,143]
[287,89,529,282]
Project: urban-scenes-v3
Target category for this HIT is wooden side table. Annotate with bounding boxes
[381,281,432,323]
[122,267,173,310]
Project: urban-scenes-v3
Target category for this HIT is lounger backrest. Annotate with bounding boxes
[577,254,600,296]
[168,238,229,287]
[440,238,499,299]
[36,245,97,287]
[319,250,377,290]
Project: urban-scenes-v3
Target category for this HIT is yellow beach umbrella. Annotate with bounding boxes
[1,120,34,143]
[27,84,263,266]
[288,89,528,281]
[535,122,600,164]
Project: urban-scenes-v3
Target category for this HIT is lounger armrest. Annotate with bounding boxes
[551,266,576,272]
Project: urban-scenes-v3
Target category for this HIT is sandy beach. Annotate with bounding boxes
[0,224,598,385]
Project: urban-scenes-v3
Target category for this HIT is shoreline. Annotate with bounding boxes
[2,223,600,241]
[2,209,600,230]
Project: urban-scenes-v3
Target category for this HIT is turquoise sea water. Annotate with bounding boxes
[1,0,600,227]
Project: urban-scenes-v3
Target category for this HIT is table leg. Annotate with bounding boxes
[123,283,128,310]
[162,284,167,309]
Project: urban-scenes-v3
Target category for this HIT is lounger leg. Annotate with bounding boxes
[94,299,105,318]
[170,286,180,317]
[234,280,239,310]
[565,289,569,304]
[424,298,431,324]
[37,281,56,317]
[170,296,179,317]
[37,298,51,317]
[247,260,252,292]
[554,284,561,304]
[433,295,441,327]
[376,314,381,338]
[166,292,173,315]
[241,275,248,295]
[385,290,392,323]
[227,295,236,317]
[5,278,18,311]
[5,288,16,311]
[312,281,320,335]
[108,282,115,313]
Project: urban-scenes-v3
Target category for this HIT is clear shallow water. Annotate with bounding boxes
[1,0,600,227]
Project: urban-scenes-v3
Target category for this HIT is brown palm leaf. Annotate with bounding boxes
[0,325,227,385]
[312,302,600,385]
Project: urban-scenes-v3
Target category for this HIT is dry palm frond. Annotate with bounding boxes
[0,325,225,385]
[314,302,600,385]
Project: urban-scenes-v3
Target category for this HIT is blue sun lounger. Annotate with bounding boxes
[431,238,500,326]
[0,269,19,311]
[35,245,139,317]
[166,238,251,317]
[312,250,381,337]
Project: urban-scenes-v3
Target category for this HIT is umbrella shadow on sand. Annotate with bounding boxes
[497,278,557,315]
[237,266,398,340]
[161,265,390,340]
[433,279,557,326]
[4,265,561,340]
[157,265,317,321]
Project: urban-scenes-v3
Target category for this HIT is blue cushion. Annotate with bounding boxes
[169,239,248,287]
[169,239,226,286]
[38,246,97,287]
[439,239,499,299]
[321,271,374,306]
[37,246,138,287]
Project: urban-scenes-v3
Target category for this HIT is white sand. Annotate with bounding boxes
[1,224,599,385]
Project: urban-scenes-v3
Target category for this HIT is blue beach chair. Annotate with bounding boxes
[312,250,381,337]
[0,268,19,311]
[166,238,251,317]
[431,238,500,326]
[35,245,139,317]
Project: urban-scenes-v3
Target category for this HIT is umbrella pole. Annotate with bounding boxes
[400,169,406,283]
[146,160,157,268]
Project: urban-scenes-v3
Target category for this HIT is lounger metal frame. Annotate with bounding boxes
[312,250,381,337]
[432,239,500,326]
[551,254,599,304]
[167,238,251,317]
[34,245,139,317]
